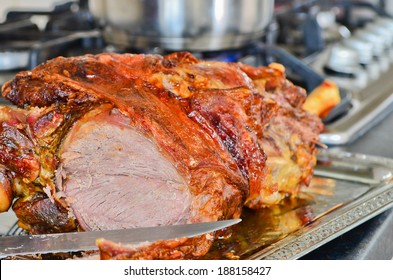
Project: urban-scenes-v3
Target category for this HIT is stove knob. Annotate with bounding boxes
[325,44,360,76]
[365,23,393,49]
[354,29,385,58]
[342,37,373,65]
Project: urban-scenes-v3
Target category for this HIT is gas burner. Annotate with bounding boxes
[274,1,393,145]
[0,1,103,72]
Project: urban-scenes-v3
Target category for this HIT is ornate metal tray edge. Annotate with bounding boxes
[248,150,393,260]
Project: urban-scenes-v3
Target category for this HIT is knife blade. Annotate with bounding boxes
[0,218,241,258]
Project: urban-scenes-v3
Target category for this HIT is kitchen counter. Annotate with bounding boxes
[302,110,393,260]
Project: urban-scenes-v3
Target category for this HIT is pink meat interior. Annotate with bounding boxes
[58,107,191,231]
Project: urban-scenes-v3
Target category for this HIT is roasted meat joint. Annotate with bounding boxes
[0,52,332,259]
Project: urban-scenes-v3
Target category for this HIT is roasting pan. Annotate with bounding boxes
[1,149,393,260]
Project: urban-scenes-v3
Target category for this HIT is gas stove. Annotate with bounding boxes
[274,0,393,145]
[0,0,392,261]
[0,0,103,91]
[0,0,393,147]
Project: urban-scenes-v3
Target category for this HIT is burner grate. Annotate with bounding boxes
[0,1,103,71]
[4,222,27,237]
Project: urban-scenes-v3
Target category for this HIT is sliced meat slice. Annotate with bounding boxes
[59,105,191,231]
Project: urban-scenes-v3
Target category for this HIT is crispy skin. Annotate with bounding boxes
[238,64,323,207]
[12,193,76,233]
[97,235,213,260]
[0,105,86,232]
[0,166,13,212]
[0,52,323,259]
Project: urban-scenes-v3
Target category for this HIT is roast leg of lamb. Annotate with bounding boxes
[0,52,323,259]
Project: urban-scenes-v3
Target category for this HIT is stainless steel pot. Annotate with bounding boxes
[89,0,274,51]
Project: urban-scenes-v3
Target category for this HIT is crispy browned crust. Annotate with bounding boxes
[0,52,323,259]
[97,235,213,260]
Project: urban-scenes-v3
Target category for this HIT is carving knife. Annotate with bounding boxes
[0,218,241,258]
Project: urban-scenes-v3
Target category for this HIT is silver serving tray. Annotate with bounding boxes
[247,149,393,259]
[1,150,393,259]
[203,149,393,260]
